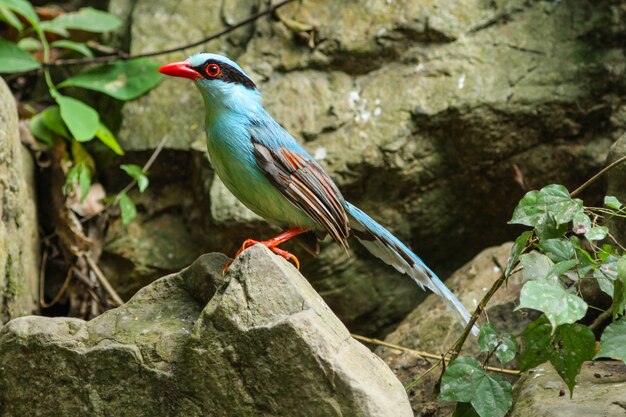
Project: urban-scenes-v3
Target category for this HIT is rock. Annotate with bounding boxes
[0,246,412,416]
[0,77,39,323]
[376,242,536,416]
[100,0,626,334]
[510,361,626,417]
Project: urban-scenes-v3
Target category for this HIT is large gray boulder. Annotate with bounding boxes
[0,77,39,322]
[100,0,626,334]
[510,361,626,417]
[0,246,412,417]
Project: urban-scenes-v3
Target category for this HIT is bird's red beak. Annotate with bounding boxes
[158,61,201,80]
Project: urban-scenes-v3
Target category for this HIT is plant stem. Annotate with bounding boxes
[84,255,123,306]
[447,256,507,363]
[589,308,612,331]
[570,154,626,198]
[352,334,521,377]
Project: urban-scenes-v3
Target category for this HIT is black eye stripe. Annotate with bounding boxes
[192,59,256,89]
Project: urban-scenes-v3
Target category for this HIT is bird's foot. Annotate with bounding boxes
[222,227,309,274]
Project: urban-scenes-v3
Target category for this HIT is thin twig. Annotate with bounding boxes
[80,135,168,223]
[43,0,295,67]
[83,255,124,306]
[570,154,626,198]
[405,359,444,391]
[40,265,73,308]
[351,334,521,376]
[589,308,612,331]
[115,134,169,202]
[447,256,508,363]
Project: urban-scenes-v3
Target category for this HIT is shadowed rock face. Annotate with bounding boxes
[0,246,412,417]
[98,0,626,334]
[0,78,39,323]
[377,243,536,416]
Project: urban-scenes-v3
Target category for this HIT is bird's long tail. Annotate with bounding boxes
[344,202,479,336]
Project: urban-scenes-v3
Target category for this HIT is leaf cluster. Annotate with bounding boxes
[1,0,162,223]
[439,184,626,416]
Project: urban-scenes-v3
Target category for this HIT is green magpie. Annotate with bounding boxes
[158,53,477,334]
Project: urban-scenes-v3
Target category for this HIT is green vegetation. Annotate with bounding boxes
[440,185,626,416]
[0,0,161,221]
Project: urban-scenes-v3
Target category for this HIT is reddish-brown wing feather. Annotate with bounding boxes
[252,142,349,248]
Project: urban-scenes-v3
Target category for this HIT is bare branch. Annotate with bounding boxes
[43,0,296,67]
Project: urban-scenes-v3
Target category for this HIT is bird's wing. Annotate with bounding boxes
[251,139,350,248]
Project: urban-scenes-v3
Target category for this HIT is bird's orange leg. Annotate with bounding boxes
[223,227,311,274]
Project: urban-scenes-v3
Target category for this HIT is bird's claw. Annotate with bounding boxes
[222,238,301,275]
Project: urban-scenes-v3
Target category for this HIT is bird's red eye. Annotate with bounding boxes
[205,63,221,78]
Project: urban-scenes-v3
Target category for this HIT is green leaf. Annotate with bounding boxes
[478,324,518,367]
[95,123,124,155]
[0,0,40,31]
[63,164,79,195]
[517,280,587,329]
[59,58,164,101]
[585,226,608,242]
[494,334,517,367]
[510,184,582,227]
[63,162,91,201]
[70,139,96,173]
[452,403,480,417]
[535,213,568,241]
[28,113,53,145]
[0,39,41,73]
[16,37,41,51]
[572,237,597,276]
[51,40,93,57]
[0,6,23,31]
[40,106,70,138]
[52,91,99,141]
[552,324,596,396]
[594,255,619,297]
[118,192,137,225]
[538,238,575,263]
[478,324,498,353]
[505,230,532,277]
[77,163,91,202]
[520,317,595,396]
[549,260,578,279]
[41,7,121,35]
[604,196,622,210]
[39,20,69,37]
[519,315,552,370]
[520,252,553,281]
[120,164,149,192]
[572,211,592,235]
[439,357,512,417]
[595,319,626,363]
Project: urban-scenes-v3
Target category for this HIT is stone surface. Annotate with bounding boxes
[510,361,626,417]
[100,0,626,334]
[0,246,412,416]
[0,77,39,323]
[376,242,535,416]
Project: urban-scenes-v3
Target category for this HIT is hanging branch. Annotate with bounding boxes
[43,0,296,67]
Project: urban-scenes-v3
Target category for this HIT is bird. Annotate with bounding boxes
[158,53,478,335]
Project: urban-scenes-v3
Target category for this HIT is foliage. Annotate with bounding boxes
[0,0,162,223]
[439,185,625,416]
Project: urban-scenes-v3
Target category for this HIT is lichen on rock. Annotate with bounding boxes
[0,246,412,416]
